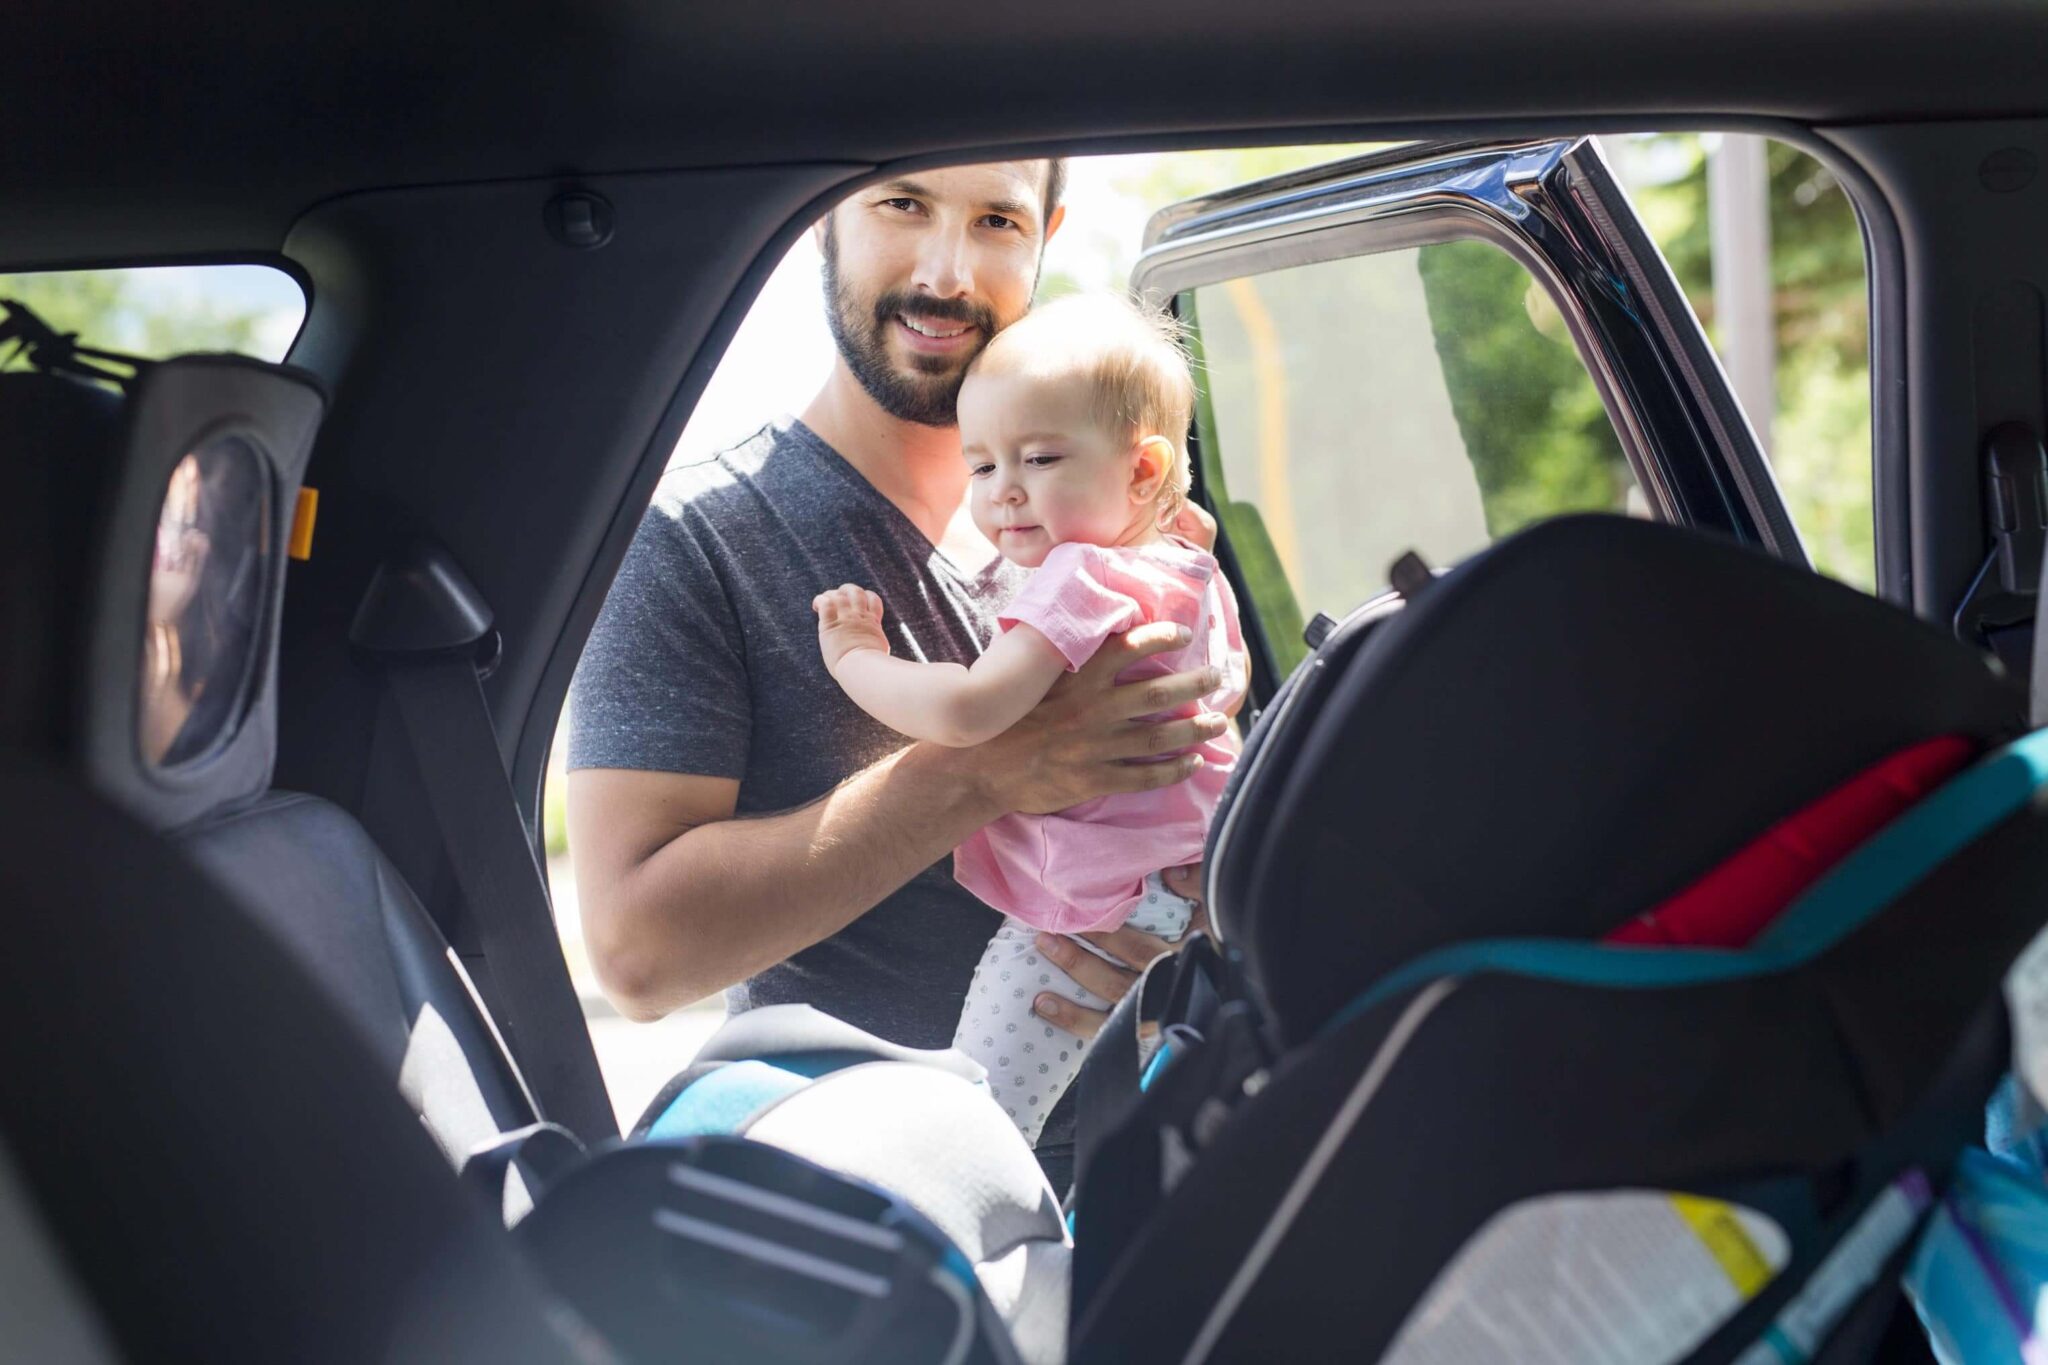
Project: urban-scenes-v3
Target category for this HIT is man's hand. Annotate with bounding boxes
[953,622,1229,819]
[1030,877,1211,1039]
[813,583,889,672]
[1160,862,1206,909]
[1168,500,1219,552]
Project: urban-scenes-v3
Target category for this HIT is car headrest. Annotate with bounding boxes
[1212,515,2028,1044]
[0,347,324,829]
[0,372,125,756]
[0,759,579,1363]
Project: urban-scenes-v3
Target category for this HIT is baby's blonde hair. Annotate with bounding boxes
[969,292,1196,528]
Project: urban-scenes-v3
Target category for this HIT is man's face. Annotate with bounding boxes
[821,162,1063,428]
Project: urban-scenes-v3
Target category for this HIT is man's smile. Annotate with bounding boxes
[895,313,979,353]
[901,313,968,338]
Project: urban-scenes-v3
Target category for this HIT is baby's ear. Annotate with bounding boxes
[1131,435,1173,504]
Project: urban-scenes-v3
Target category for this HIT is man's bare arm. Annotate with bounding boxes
[569,621,1227,1021]
[569,749,993,1020]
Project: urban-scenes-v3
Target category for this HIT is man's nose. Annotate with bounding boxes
[912,224,975,300]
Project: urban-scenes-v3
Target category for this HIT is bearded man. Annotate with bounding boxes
[566,160,1225,1186]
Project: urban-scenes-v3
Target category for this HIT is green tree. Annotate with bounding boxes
[1619,135,1873,587]
[1,269,275,370]
[1416,240,1627,538]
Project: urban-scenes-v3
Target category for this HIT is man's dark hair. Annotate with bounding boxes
[1043,158,1068,225]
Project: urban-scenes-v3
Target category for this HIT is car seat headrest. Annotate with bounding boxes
[0,371,125,756]
[1214,515,2027,1043]
[0,310,324,828]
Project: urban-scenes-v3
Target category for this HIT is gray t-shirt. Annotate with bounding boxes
[568,417,1030,1048]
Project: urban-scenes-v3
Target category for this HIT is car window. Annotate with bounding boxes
[1184,237,1639,674]
[1605,134,1873,594]
[0,264,306,365]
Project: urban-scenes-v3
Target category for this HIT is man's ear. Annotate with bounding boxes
[1043,203,1067,245]
[1130,435,1173,504]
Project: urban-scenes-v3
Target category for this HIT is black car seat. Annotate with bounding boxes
[1069,515,2040,1364]
[0,755,1051,1365]
[0,762,590,1364]
[0,341,579,1214]
[0,318,575,1362]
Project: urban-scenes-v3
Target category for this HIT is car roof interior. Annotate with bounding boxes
[12,0,2045,833]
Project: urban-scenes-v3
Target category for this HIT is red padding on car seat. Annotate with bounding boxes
[1607,735,1977,949]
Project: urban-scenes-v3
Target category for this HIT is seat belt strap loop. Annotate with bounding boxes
[384,653,617,1142]
[351,538,616,1142]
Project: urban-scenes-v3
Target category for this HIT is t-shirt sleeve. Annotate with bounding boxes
[566,497,752,778]
[996,543,1144,672]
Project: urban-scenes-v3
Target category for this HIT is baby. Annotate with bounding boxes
[812,293,1245,1141]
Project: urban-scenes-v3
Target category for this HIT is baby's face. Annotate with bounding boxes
[958,364,1147,568]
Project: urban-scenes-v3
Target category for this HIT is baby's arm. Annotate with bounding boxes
[813,584,1069,747]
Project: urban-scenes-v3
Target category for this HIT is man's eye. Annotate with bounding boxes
[880,197,922,214]
[980,214,1019,231]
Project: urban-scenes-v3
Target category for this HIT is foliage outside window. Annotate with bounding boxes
[1611,135,1873,590]
[1186,241,1637,675]
[0,265,305,367]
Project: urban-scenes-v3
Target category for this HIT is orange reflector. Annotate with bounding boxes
[289,487,319,561]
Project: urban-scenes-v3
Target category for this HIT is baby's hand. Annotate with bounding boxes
[813,584,889,672]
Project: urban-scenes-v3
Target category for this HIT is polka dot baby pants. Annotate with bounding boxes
[953,871,1198,1144]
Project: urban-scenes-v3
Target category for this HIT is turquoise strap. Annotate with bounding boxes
[645,1060,812,1140]
[642,1049,900,1141]
[1139,1038,1179,1092]
[1323,728,2048,1039]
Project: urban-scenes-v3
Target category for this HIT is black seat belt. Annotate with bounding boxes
[354,540,618,1142]
[1955,423,2047,673]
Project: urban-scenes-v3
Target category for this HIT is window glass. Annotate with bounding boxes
[1186,238,1636,673]
[1603,134,1873,591]
[0,264,305,365]
[141,437,271,767]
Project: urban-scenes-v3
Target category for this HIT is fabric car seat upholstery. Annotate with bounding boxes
[0,748,1051,1365]
[0,371,123,757]
[173,791,544,1167]
[1214,515,2026,1048]
[631,1004,1075,1365]
[0,763,585,1364]
[0,362,544,1180]
[1073,515,2039,1364]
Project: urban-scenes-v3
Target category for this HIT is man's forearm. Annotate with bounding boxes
[602,744,1001,1018]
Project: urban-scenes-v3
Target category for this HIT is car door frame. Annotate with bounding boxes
[1132,137,1805,700]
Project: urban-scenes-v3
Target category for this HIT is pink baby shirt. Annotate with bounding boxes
[952,537,1246,935]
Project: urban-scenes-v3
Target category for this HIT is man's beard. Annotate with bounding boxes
[822,226,1003,428]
